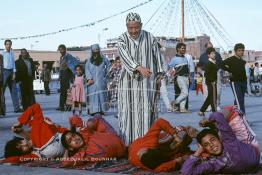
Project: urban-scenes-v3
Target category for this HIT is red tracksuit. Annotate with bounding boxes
[128,118,192,172]
[3,103,67,163]
[62,115,125,167]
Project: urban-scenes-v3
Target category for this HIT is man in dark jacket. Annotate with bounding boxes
[0,54,5,116]
[221,43,247,114]
[15,49,35,110]
[199,42,222,109]
[41,64,51,95]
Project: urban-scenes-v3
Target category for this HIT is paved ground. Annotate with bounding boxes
[0,84,262,174]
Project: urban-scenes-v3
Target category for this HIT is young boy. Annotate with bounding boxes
[181,107,260,175]
[4,103,67,163]
[61,115,125,167]
[128,118,198,173]
[198,48,218,116]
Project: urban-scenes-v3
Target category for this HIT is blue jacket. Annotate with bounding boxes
[60,53,79,76]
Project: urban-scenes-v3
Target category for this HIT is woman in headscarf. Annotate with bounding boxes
[85,44,111,116]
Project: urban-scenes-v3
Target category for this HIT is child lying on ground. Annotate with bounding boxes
[181,106,260,175]
[128,118,198,173]
[61,115,125,167]
[3,103,67,163]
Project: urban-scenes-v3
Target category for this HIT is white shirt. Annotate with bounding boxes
[185,54,195,73]
[254,67,259,76]
[259,67,262,75]
[1,49,16,72]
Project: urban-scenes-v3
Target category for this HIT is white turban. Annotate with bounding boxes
[126,12,141,24]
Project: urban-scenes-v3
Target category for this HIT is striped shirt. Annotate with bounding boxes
[168,54,189,76]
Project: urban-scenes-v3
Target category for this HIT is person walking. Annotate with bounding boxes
[198,48,218,116]
[221,43,247,114]
[199,42,222,110]
[168,43,190,113]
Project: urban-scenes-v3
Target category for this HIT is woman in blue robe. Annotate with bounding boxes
[85,44,111,116]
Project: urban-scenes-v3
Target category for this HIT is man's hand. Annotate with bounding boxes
[174,155,189,165]
[186,126,199,138]
[87,79,94,85]
[199,117,210,128]
[136,66,152,78]
[169,69,176,77]
[170,134,183,150]
[194,144,204,157]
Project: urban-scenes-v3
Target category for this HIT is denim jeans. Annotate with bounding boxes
[160,79,172,109]
[3,69,20,111]
[230,81,247,114]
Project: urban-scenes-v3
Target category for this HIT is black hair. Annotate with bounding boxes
[115,56,120,61]
[234,43,245,51]
[141,148,171,169]
[4,39,12,45]
[255,62,258,66]
[74,64,82,70]
[61,130,83,150]
[58,44,66,50]
[4,137,24,158]
[196,129,219,145]
[206,47,216,55]
[61,130,73,149]
[61,130,84,157]
[19,48,30,58]
[176,42,186,52]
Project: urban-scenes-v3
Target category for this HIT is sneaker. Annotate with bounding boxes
[167,107,174,113]
[217,106,221,111]
[198,111,205,116]
[180,109,191,113]
[14,108,23,113]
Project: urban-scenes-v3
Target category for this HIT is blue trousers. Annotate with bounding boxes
[230,81,247,114]
[3,69,20,111]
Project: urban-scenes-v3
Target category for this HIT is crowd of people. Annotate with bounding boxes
[0,12,261,174]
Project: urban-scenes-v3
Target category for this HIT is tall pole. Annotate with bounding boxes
[181,0,185,42]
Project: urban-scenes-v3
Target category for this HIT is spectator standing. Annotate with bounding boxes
[41,64,51,95]
[1,40,22,113]
[15,49,35,110]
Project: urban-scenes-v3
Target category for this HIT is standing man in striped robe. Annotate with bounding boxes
[117,12,165,145]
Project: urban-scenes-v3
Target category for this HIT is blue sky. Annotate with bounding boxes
[0,0,261,51]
